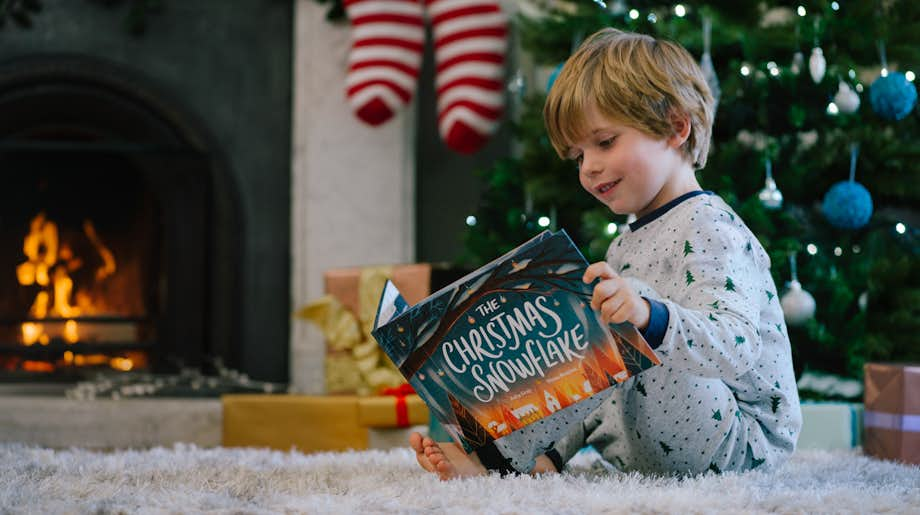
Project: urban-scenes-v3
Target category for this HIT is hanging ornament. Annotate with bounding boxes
[700,17,721,106]
[870,72,916,120]
[545,62,565,93]
[834,81,861,114]
[822,143,873,229]
[790,51,804,75]
[757,157,783,209]
[869,40,917,121]
[809,47,826,83]
[781,254,816,326]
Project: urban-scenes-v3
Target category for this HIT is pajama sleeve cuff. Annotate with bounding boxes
[545,447,566,473]
[640,297,668,349]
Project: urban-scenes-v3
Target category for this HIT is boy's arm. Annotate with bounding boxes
[642,219,770,380]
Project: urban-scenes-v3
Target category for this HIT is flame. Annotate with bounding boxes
[15,212,120,364]
[64,320,79,344]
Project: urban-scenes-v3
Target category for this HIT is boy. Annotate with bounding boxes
[411,28,801,479]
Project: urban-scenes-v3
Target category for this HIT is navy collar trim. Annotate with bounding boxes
[628,190,713,232]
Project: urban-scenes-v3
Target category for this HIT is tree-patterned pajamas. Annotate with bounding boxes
[548,191,802,475]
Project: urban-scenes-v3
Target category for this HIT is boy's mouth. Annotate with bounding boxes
[596,179,621,196]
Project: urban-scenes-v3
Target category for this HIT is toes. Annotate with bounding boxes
[409,432,424,453]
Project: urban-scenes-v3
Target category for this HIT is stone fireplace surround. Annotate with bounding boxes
[0,0,414,447]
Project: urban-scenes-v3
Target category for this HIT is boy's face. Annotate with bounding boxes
[567,103,693,219]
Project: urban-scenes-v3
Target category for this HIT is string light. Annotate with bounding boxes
[675,4,686,17]
[806,243,818,255]
[907,71,916,82]
[852,245,861,254]
[827,102,840,115]
[831,1,840,10]
[740,64,751,76]
[881,68,889,77]
[537,216,551,228]
[647,12,658,23]
[896,222,907,234]
[606,222,618,235]
[465,215,477,226]
[797,6,807,16]
[855,83,864,92]
[767,61,780,77]
[849,69,857,79]
[628,9,639,20]
[834,247,843,256]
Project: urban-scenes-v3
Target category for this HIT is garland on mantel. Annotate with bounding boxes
[0,0,163,35]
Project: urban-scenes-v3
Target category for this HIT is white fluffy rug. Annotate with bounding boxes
[1,443,918,514]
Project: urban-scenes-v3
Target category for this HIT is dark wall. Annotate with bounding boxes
[0,1,293,381]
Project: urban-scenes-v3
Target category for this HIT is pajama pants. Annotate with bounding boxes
[552,364,792,475]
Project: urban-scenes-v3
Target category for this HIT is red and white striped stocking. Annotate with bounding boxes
[427,0,507,154]
[344,0,425,126]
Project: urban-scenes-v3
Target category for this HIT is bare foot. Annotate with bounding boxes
[408,432,487,481]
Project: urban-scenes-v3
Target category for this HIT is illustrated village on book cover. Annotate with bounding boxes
[372,230,661,471]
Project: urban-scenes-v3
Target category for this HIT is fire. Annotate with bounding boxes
[14,211,124,370]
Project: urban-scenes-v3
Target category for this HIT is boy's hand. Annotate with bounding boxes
[583,262,651,331]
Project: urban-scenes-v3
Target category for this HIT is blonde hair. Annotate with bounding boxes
[544,28,715,169]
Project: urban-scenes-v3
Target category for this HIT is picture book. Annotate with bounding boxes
[371,230,661,472]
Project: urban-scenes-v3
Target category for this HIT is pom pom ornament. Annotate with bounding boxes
[781,255,815,326]
[869,41,917,121]
[809,47,826,83]
[869,71,917,121]
[822,144,873,230]
[757,158,783,209]
[834,81,861,114]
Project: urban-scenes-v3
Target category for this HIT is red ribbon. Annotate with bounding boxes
[380,384,415,428]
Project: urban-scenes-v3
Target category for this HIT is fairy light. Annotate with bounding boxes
[852,245,861,254]
[767,61,780,77]
[831,1,840,10]
[827,102,840,115]
[675,4,686,17]
[606,222,618,235]
[797,6,806,16]
[537,216,551,228]
[881,68,889,77]
[849,69,857,79]
[855,83,864,92]
[740,64,751,76]
[647,12,658,23]
[906,71,916,82]
[465,215,477,226]
[834,247,843,256]
[628,9,639,20]
[896,222,907,234]
[806,243,818,255]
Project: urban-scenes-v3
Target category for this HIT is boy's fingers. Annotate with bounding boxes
[591,279,620,310]
[600,294,627,323]
[583,262,617,284]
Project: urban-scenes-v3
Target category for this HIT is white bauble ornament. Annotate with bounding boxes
[781,280,816,325]
[809,47,826,83]
[834,81,861,114]
[758,177,784,209]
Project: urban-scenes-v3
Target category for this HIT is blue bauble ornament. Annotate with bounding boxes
[869,72,917,121]
[546,62,565,92]
[822,181,873,229]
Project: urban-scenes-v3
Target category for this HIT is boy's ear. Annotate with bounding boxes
[667,111,692,148]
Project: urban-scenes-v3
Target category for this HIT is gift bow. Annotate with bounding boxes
[380,384,416,427]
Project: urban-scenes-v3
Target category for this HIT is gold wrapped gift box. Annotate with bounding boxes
[863,362,920,465]
[298,264,431,395]
[222,394,429,452]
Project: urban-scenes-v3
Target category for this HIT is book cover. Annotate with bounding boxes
[371,230,661,472]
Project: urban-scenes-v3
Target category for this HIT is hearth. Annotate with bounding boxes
[0,56,238,381]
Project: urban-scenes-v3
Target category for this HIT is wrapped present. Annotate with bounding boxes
[222,394,367,452]
[863,363,920,464]
[798,402,863,450]
[297,264,431,394]
[357,386,429,428]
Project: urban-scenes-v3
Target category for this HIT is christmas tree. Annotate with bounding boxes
[462,1,919,385]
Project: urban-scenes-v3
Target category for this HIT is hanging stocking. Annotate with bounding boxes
[427,0,508,154]
[344,0,425,126]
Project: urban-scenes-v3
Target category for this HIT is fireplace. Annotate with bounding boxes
[0,55,238,381]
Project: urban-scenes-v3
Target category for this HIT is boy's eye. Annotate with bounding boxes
[598,137,616,148]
